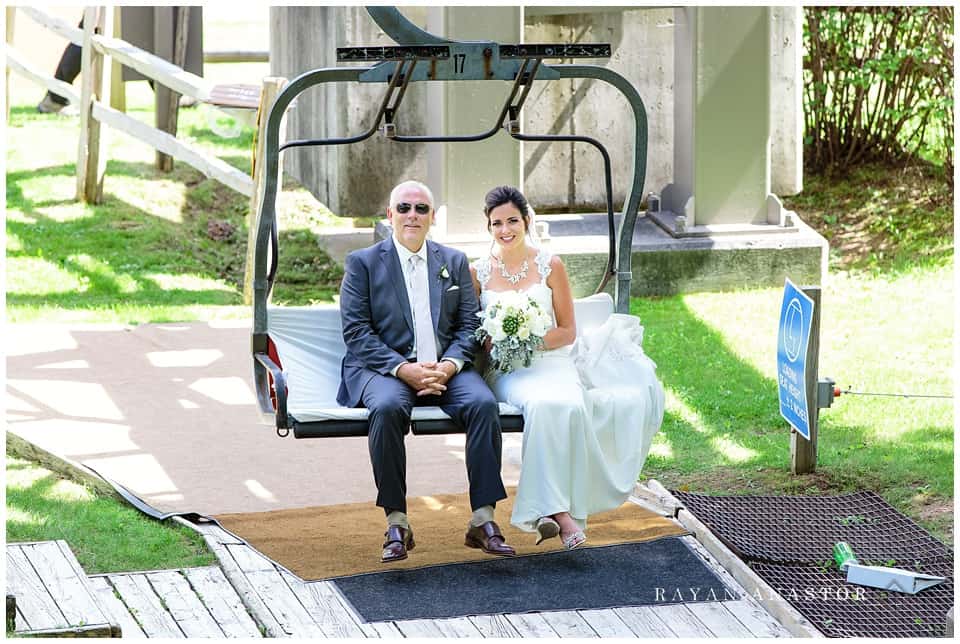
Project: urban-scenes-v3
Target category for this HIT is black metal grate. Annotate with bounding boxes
[674,490,953,638]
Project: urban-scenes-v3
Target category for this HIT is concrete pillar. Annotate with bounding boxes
[770,6,803,196]
[426,7,522,238]
[662,7,791,229]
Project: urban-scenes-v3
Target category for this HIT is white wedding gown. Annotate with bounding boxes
[476,249,665,533]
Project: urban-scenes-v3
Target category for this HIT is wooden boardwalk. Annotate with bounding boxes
[7,490,812,638]
[193,518,796,638]
[7,541,261,638]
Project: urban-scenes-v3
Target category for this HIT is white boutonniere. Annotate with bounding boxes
[438,264,450,280]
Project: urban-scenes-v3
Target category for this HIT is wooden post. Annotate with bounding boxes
[76,6,111,204]
[108,6,125,112]
[6,7,15,123]
[790,285,821,475]
[156,6,189,171]
[243,77,287,305]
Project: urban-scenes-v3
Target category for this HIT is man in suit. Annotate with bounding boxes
[338,180,515,563]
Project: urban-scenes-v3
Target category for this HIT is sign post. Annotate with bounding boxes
[777,280,821,474]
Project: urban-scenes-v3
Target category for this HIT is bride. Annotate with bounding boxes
[470,185,665,550]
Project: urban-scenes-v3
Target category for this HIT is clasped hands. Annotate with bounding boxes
[397,360,457,397]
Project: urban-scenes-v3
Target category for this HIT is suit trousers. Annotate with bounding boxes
[361,368,507,514]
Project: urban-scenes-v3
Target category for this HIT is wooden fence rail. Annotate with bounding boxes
[8,5,255,201]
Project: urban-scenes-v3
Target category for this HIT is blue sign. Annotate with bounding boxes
[777,279,814,439]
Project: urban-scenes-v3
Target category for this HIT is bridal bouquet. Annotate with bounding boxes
[475,291,552,373]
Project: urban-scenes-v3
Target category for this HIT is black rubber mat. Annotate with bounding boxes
[674,490,953,638]
[334,536,733,622]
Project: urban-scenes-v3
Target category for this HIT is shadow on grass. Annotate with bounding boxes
[5,458,212,573]
[634,294,952,541]
[6,160,343,313]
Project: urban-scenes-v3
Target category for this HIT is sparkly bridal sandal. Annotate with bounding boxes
[535,517,560,545]
[562,530,587,550]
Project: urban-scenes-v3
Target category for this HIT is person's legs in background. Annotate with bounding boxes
[37,19,82,113]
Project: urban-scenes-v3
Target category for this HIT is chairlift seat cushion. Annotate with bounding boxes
[265,292,614,431]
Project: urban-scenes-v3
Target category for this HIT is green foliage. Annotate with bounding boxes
[803,7,954,174]
[782,162,953,273]
[6,456,215,573]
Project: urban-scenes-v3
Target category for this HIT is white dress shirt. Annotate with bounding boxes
[391,242,463,377]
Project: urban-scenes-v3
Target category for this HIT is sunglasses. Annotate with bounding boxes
[395,202,431,215]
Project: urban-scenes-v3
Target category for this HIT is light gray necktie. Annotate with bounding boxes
[409,255,438,363]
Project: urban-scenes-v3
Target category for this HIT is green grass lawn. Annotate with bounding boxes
[635,263,953,543]
[6,456,214,573]
[6,80,345,325]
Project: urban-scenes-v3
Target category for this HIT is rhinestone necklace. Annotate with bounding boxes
[498,257,529,285]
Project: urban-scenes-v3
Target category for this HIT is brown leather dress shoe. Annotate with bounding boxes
[464,521,516,557]
[381,525,415,563]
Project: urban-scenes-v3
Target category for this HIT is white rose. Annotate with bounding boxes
[517,326,530,341]
[492,326,507,343]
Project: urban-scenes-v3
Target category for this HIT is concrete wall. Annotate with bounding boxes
[269,6,431,217]
[522,8,674,213]
[269,6,802,218]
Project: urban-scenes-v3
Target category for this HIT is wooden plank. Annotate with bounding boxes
[5,46,82,105]
[280,575,363,638]
[91,102,254,196]
[577,609,635,637]
[205,50,269,64]
[6,546,67,631]
[17,6,83,46]
[539,610,598,637]
[156,6,189,171]
[613,606,676,637]
[17,623,114,637]
[88,576,146,638]
[646,479,821,637]
[109,7,125,112]
[225,543,276,573]
[722,599,793,638]
[243,76,287,305]
[6,6,15,123]
[21,541,108,628]
[430,617,485,637]
[504,612,558,637]
[77,6,110,203]
[395,618,444,637]
[243,569,327,637]
[791,285,821,474]
[109,573,184,638]
[182,567,263,639]
[651,604,716,638]
[147,570,224,638]
[198,533,286,638]
[687,602,755,638]
[469,614,522,637]
[365,621,404,638]
[90,32,211,100]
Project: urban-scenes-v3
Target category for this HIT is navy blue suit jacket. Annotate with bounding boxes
[337,236,480,407]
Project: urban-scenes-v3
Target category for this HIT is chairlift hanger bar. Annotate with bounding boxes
[253,7,648,353]
[336,43,612,62]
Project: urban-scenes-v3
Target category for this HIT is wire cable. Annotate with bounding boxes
[839,389,953,400]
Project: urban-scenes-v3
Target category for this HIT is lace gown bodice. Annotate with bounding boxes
[476,247,558,333]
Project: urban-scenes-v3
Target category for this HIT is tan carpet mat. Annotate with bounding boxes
[216,487,688,580]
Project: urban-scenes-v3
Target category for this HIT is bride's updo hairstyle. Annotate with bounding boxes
[483,185,530,233]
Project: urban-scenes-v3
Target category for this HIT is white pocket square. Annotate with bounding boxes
[446,285,460,292]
